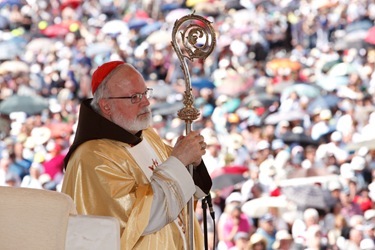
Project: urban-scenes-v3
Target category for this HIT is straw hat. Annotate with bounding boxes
[249,233,267,248]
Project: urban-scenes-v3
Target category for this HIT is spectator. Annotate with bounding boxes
[219,204,252,249]
[246,233,267,250]
[292,208,320,248]
[256,213,276,250]
[304,225,327,250]
[271,230,294,250]
[230,232,250,250]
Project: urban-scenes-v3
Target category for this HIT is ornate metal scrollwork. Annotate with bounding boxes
[171,13,216,123]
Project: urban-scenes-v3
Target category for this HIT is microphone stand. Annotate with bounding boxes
[202,195,216,250]
[171,12,216,250]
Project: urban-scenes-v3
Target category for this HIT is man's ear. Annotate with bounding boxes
[98,99,111,115]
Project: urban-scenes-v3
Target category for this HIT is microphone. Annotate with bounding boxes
[205,193,215,220]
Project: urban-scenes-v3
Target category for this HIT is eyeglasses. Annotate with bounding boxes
[105,88,153,104]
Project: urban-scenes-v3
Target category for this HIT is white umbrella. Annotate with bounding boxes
[328,62,357,77]
[146,30,171,45]
[165,8,191,23]
[0,60,29,74]
[101,19,129,35]
[264,110,306,125]
[26,38,56,52]
[241,195,291,218]
[85,43,113,57]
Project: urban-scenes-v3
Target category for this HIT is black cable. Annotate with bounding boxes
[202,197,208,250]
[205,193,215,221]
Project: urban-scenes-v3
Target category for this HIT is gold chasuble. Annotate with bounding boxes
[62,127,204,249]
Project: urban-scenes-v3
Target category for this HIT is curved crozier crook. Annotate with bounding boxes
[171,13,216,123]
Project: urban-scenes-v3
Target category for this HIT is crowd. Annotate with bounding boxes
[1,0,375,249]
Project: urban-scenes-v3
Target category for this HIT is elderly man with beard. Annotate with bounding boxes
[62,61,212,249]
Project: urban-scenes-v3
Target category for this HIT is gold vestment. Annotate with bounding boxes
[62,127,204,249]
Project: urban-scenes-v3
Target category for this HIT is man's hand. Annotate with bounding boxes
[171,131,206,167]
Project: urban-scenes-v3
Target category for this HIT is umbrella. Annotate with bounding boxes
[146,30,171,45]
[161,2,182,12]
[321,59,342,73]
[269,81,295,94]
[85,43,112,57]
[185,0,207,7]
[241,195,291,218]
[281,130,319,146]
[0,40,24,60]
[264,110,306,125]
[266,58,302,75]
[279,175,341,187]
[151,102,184,116]
[243,93,279,108]
[212,173,246,190]
[0,14,9,29]
[344,29,369,49]
[344,19,373,49]
[282,185,334,210]
[365,26,375,45]
[60,0,82,9]
[210,165,249,179]
[224,0,244,10]
[327,62,357,77]
[313,0,338,9]
[191,77,215,90]
[215,74,250,97]
[0,0,24,8]
[41,23,70,38]
[287,167,332,179]
[139,22,163,37]
[0,60,29,74]
[127,19,148,30]
[101,19,129,35]
[223,98,241,113]
[346,138,375,151]
[148,82,176,99]
[0,95,49,115]
[315,75,349,91]
[281,83,321,100]
[345,19,373,33]
[307,95,340,115]
[165,8,191,23]
[193,1,223,16]
[26,37,56,52]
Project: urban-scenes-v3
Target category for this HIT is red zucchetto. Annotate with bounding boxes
[91,61,124,94]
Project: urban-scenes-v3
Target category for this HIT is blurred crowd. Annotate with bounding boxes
[1,0,375,249]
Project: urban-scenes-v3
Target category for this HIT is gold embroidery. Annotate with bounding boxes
[177,209,186,234]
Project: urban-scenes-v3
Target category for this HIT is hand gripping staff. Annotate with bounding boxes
[171,12,216,250]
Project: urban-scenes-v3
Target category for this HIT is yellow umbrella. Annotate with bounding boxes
[266,58,302,74]
[185,0,207,7]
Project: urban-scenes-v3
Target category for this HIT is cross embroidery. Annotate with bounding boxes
[148,158,159,171]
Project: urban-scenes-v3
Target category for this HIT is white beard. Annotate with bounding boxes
[112,108,152,134]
